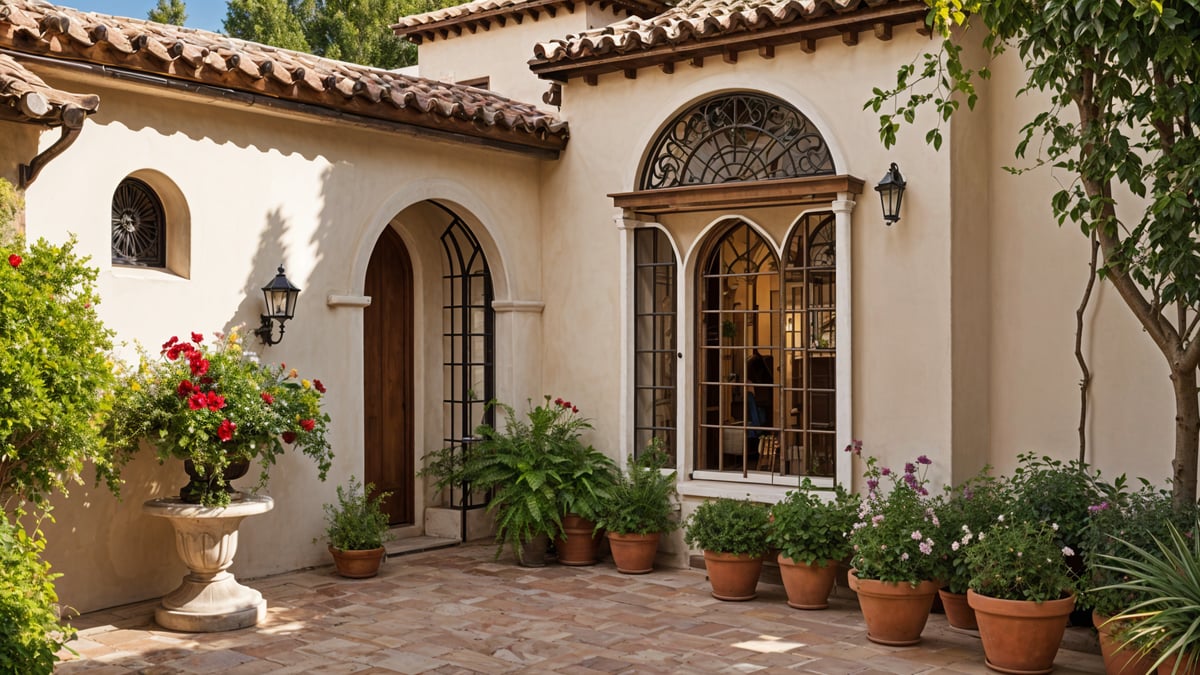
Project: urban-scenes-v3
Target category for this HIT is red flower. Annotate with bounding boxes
[562,401,572,409]
[7,254,20,268]
[554,397,564,405]
[166,345,184,361]
[200,376,213,386]
[300,419,316,432]
[572,406,579,413]
[205,391,226,410]
[188,356,209,377]
[217,419,236,442]
[313,379,326,394]
[261,392,274,405]
[176,380,194,397]
[191,332,204,344]
[282,431,297,444]
[161,336,179,352]
[188,393,207,410]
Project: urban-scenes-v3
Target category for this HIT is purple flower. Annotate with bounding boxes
[916,455,932,465]
[867,478,879,491]
[1088,502,1110,513]
[905,462,916,475]
[881,467,892,476]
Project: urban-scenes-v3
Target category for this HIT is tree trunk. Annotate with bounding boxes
[1171,367,1200,507]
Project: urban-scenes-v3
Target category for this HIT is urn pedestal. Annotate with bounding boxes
[142,495,273,632]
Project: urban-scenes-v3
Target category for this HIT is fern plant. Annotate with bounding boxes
[596,438,679,535]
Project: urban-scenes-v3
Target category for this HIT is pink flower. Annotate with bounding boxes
[919,541,933,555]
[911,530,923,540]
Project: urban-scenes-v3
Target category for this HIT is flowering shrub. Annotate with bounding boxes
[965,516,1078,602]
[102,330,332,506]
[846,442,941,584]
[932,468,1013,593]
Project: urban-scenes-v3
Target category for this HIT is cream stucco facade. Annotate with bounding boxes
[0,0,1175,614]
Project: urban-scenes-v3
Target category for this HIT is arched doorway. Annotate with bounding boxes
[363,225,414,525]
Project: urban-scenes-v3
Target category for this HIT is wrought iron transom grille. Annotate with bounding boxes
[111,178,166,267]
[639,92,835,190]
[437,203,495,511]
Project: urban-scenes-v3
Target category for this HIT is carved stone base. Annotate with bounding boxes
[143,495,274,633]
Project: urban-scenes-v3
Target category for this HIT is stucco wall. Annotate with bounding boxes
[26,68,547,613]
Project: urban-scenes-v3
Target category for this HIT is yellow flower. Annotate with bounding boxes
[130,382,141,392]
[289,368,298,379]
[301,379,311,389]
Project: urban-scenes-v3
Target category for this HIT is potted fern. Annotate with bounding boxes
[684,498,770,601]
[323,476,392,578]
[595,438,679,574]
[766,479,859,609]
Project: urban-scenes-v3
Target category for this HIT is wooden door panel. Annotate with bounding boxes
[363,225,414,526]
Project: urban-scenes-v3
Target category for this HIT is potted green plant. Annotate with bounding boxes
[767,478,859,610]
[554,398,618,566]
[684,497,770,601]
[965,517,1079,674]
[932,468,1012,630]
[595,437,679,574]
[323,476,392,578]
[103,331,333,506]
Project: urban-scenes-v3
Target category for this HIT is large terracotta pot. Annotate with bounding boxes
[1157,653,1198,675]
[556,514,602,566]
[329,545,386,578]
[607,531,660,574]
[940,589,979,630]
[778,555,838,610]
[847,569,939,646]
[968,589,1075,674]
[703,551,764,601]
[1095,612,1158,675]
[518,533,549,567]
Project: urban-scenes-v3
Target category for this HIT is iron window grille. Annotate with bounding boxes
[111,178,166,267]
[633,228,678,464]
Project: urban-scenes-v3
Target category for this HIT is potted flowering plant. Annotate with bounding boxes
[964,517,1079,674]
[102,330,333,506]
[932,468,1012,629]
[845,442,941,646]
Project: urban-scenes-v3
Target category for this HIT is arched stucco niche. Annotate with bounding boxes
[124,168,191,278]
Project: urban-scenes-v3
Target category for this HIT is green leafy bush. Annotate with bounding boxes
[767,478,859,566]
[0,515,74,675]
[323,477,392,551]
[965,516,1077,602]
[932,468,1013,593]
[595,437,679,536]
[1007,452,1099,556]
[684,498,770,556]
[0,227,116,509]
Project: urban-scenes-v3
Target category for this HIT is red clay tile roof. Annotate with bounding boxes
[530,0,927,80]
[0,50,97,125]
[0,0,567,155]
[392,0,667,44]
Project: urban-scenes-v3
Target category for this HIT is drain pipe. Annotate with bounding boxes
[20,105,87,188]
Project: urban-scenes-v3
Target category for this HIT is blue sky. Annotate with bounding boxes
[63,1,227,32]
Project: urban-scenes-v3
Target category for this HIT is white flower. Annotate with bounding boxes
[951,541,960,551]
[997,514,1005,522]
[901,552,909,561]
[1062,546,1075,557]
[1017,551,1023,557]
[962,524,971,533]
[1052,523,1059,531]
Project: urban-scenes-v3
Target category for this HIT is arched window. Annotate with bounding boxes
[111,178,166,267]
[439,205,495,471]
[695,214,836,480]
[639,92,834,190]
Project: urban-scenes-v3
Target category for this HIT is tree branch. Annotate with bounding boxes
[1077,230,1099,463]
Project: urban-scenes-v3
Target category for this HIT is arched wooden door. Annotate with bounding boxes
[363,225,414,526]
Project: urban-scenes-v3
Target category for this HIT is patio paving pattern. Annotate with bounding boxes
[56,542,1105,674]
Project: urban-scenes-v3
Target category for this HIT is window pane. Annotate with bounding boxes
[633,228,677,464]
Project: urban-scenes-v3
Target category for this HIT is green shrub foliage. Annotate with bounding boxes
[0,515,74,675]
[767,478,860,566]
[684,497,770,556]
[323,476,391,551]
[595,437,679,536]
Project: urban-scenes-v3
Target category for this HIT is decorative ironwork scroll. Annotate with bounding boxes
[111,178,166,267]
[639,93,835,190]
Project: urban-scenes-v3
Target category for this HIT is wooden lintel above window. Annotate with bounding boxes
[609,175,865,215]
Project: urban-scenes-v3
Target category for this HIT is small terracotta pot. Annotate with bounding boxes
[847,569,939,646]
[940,589,979,631]
[777,555,838,610]
[556,514,602,566]
[703,551,764,601]
[1095,612,1158,675]
[329,545,385,578]
[968,589,1075,675]
[607,531,660,574]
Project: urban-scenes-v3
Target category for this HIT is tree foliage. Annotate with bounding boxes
[0,515,73,675]
[224,0,453,69]
[868,0,1200,503]
[147,0,187,25]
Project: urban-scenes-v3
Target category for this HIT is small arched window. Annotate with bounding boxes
[111,178,166,268]
[639,92,835,190]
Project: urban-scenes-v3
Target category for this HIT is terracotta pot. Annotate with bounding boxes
[703,551,764,601]
[556,514,602,566]
[847,569,938,646]
[328,545,385,578]
[518,533,549,567]
[777,555,838,610]
[1157,652,1198,675]
[1095,613,1158,675]
[940,589,979,631]
[968,589,1075,674]
[607,531,660,574]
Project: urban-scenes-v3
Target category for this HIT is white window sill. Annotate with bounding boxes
[678,473,836,504]
[109,266,186,281]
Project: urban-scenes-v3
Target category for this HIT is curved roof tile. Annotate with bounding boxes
[393,0,667,36]
[0,0,566,153]
[0,51,98,125]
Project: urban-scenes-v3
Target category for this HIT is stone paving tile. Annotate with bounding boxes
[56,542,1104,674]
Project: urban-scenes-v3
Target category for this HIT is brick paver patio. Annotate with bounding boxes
[55,542,1105,674]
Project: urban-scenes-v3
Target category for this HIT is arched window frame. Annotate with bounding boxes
[111,177,167,268]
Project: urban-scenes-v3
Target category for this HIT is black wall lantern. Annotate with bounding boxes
[254,265,300,346]
[875,162,907,226]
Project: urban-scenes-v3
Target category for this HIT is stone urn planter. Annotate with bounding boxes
[968,589,1075,674]
[607,532,660,574]
[142,495,273,632]
[847,569,939,646]
[778,555,839,610]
